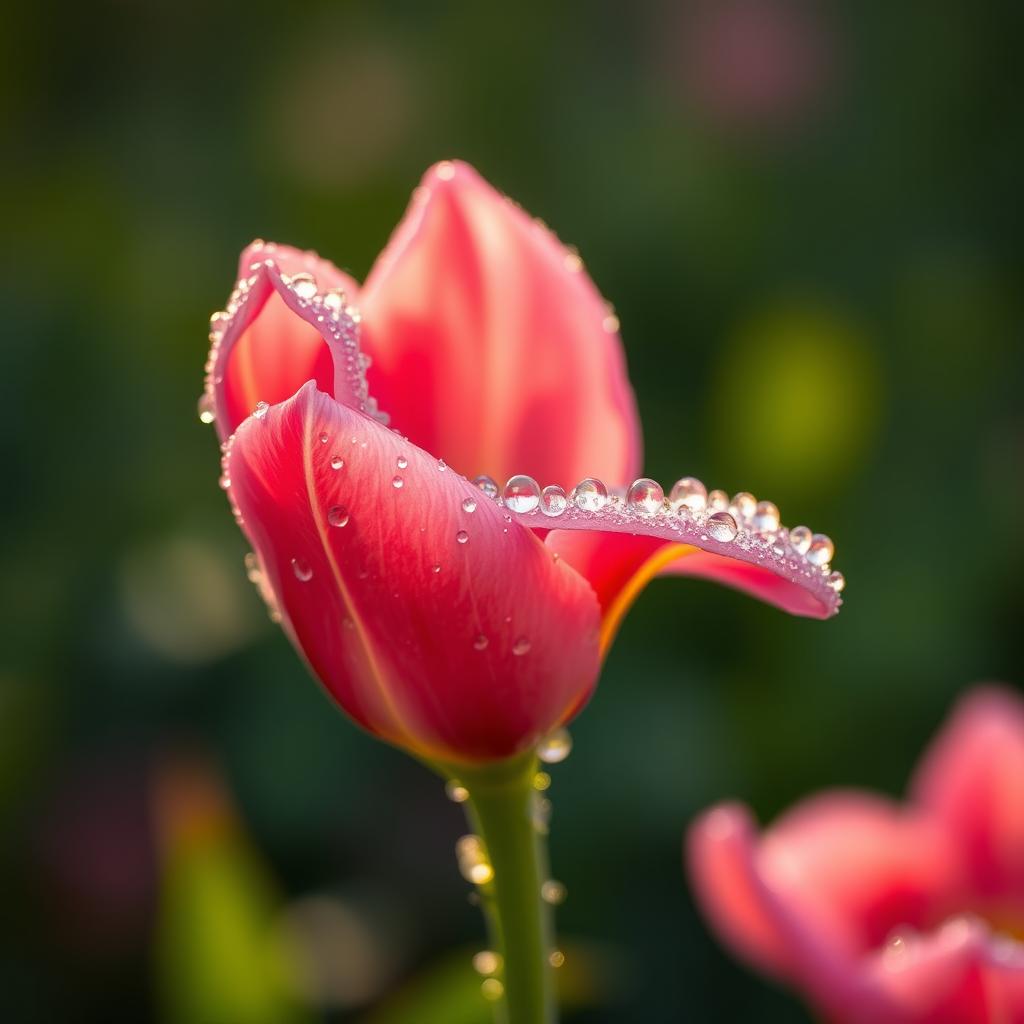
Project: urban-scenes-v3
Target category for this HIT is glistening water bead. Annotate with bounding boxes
[512,636,531,655]
[456,530,469,544]
[253,401,269,420]
[537,728,572,763]
[627,478,664,515]
[330,456,344,470]
[327,505,349,527]
[540,485,568,517]
[292,558,313,581]
[197,393,216,424]
[789,526,812,554]
[669,476,707,511]
[473,475,499,499]
[392,476,404,489]
[707,511,739,543]
[462,497,478,514]
[503,475,541,513]
[807,534,834,566]
[572,477,608,512]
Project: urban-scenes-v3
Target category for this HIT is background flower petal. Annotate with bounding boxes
[358,160,642,488]
[225,382,602,765]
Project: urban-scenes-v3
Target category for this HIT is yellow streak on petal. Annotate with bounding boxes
[600,543,699,658]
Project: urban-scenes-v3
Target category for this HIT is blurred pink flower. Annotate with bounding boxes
[688,686,1024,1023]
[202,161,842,765]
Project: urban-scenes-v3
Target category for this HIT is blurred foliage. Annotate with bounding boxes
[1,0,1021,1021]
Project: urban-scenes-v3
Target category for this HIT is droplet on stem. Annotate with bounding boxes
[537,728,572,763]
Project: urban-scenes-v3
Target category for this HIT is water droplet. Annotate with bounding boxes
[436,160,456,180]
[330,455,344,470]
[730,492,756,521]
[437,458,447,471]
[789,525,812,554]
[512,635,531,655]
[481,978,504,1001]
[473,634,489,650]
[807,534,834,566]
[563,248,583,272]
[289,272,317,299]
[397,456,408,469]
[540,484,568,517]
[572,478,608,512]
[473,475,499,499]
[707,511,738,543]
[627,478,665,515]
[327,505,349,527]
[456,530,469,544]
[537,728,572,763]
[253,401,269,420]
[472,951,501,976]
[197,393,216,424]
[462,497,478,514]
[318,431,329,445]
[292,558,313,581]
[669,476,707,511]
[432,563,442,573]
[541,880,567,905]
[392,476,404,489]
[446,780,469,803]
[603,314,620,333]
[707,489,729,511]
[503,475,541,513]
[549,950,566,968]
[533,771,551,791]
[752,500,780,533]
[456,835,494,885]
[218,474,231,490]
[828,571,846,592]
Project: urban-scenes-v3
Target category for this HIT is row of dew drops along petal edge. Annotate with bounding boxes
[471,473,844,597]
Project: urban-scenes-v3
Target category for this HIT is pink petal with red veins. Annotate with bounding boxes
[358,160,642,488]
[224,382,602,766]
[206,243,363,440]
[687,803,885,1017]
[910,686,1024,918]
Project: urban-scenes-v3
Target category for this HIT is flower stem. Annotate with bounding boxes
[446,752,556,1024]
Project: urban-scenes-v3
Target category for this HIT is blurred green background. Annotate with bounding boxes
[3,1,1021,1020]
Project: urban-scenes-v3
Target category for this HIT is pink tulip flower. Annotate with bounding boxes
[688,686,1024,1023]
[201,160,843,767]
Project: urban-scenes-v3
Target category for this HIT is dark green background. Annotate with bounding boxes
[3,1,1021,1020]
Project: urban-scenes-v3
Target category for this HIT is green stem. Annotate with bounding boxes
[438,752,556,1024]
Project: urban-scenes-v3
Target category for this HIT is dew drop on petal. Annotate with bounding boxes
[253,401,269,420]
[197,393,216,424]
[289,272,318,299]
[707,511,738,543]
[462,497,478,514]
[292,558,313,581]
[473,475,499,499]
[828,571,846,592]
[330,456,344,470]
[626,478,665,515]
[807,534,834,566]
[752,500,780,533]
[397,456,408,469]
[323,288,346,311]
[537,727,572,763]
[318,431,329,445]
[392,476,404,489]
[730,492,756,521]
[512,635,531,655]
[327,505,349,527]
[669,476,707,511]
[707,489,729,511]
[503,475,541,513]
[789,525,812,554]
[437,458,447,471]
[473,634,489,650]
[540,485,568,517]
[456,530,469,545]
[572,478,608,512]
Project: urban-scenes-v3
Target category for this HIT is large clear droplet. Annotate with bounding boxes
[473,475,499,499]
[789,525,812,554]
[462,497,478,514]
[292,558,313,581]
[289,272,317,299]
[669,476,706,511]
[730,492,756,521]
[318,431,329,445]
[572,478,608,512]
[503,475,541,513]
[327,505,349,527]
[707,511,738,543]
[540,485,568,517]
[323,288,346,311]
[252,401,269,420]
[707,489,729,512]
[828,571,846,592]
[538,728,572,763]
[197,393,216,425]
[752,500,780,533]
[807,534,834,566]
[626,478,665,515]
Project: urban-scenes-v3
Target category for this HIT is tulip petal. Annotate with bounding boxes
[910,686,1024,916]
[206,243,363,440]
[359,160,642,488]
[224,382,602,765]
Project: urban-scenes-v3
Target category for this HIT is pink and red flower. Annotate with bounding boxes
[688,686,1024,1023]
[203,160,842,766]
